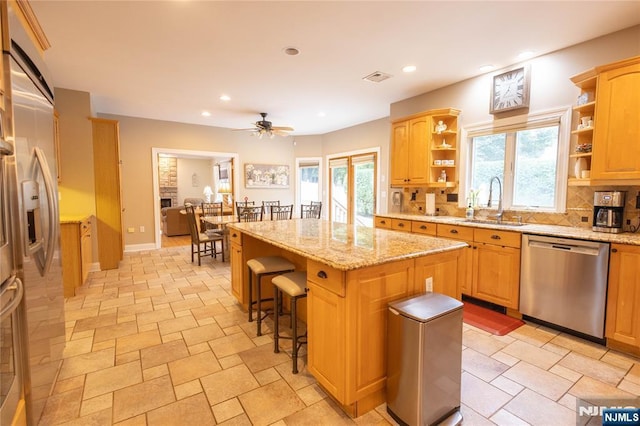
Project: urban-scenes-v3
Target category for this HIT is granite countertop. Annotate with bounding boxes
[60,214,92,224]
[377,212,640,246]
[227,219,468,271]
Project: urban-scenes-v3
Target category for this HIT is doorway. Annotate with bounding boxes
[328,150,378,226]
[152,148,239,249]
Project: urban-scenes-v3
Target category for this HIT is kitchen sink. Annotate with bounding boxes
[456,218,526,227]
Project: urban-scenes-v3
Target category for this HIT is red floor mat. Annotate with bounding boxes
[463,302,524,336]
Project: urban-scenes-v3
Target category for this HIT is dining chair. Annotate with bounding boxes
[185,205,224,265]
[262,200,280,215]
[300,202,322,219]
[235,200,255,209]
[238,205,264,222]
[271,204,294,220]
[201,202,224,232]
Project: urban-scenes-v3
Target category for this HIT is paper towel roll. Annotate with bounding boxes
[425,193,436,216]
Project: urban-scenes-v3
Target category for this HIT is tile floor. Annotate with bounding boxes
[39,244,640,425]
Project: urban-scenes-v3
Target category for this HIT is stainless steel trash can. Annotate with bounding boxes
[387,293,463,426]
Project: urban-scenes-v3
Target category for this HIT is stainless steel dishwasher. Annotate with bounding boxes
[520,234,610,339]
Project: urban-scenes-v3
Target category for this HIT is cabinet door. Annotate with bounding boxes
[592,62,640,180]
[230,243,244,302]
[414,249,462,299]
[81,233,92,284]
[606,244,640,348]
[472,243,520,309]
[406,117,429,184]
[307,281,346,402]
[390,120,409,185]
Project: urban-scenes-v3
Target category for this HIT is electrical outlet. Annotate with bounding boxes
[425,277,433,292]
[139,226,145,232]
[127,227,135,233]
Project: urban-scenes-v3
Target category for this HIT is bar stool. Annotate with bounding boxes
[272,271,308,374]
[247,256,295,336]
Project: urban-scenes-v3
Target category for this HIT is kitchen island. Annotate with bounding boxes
[227,218,467,417]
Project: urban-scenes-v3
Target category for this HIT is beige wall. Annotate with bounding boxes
[55,25,640,251]
[176,157,214,202]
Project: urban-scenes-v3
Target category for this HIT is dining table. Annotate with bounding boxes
[200,214,238,261]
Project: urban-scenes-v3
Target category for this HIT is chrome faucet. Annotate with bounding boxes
[487,176,503,223]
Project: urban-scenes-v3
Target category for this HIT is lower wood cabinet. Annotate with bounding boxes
[60,216,93,297]
[230,242,244,302]
[606,243,640,353]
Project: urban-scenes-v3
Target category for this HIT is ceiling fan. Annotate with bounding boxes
[233,113,294,139]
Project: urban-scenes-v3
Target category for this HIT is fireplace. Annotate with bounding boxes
[160,198,172,208]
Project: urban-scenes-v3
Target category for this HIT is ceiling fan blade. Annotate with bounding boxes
[232,128,258,132]
[271,126,294,132]
[272,130,291,136]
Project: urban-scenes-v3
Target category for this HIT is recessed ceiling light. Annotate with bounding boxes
[479,64,494,72]
[518,50,535,60]
[317,112,326,117]
[219,95,231,101]
[402,65,417,73]
[201,111,211,117]
[283,46,300,56]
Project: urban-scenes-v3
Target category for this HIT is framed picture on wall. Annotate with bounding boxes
[244,163,289,188]
[219,165,229,180]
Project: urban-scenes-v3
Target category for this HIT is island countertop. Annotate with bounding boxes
[227,218,467,271]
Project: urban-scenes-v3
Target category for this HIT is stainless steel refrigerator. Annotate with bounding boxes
[0,5,65,425]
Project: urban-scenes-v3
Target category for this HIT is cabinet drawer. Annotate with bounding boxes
[411,221,437,236]
[374,216,392,229]
[307,260,345,297]
[391,219,411,232]
[437,224,474,241]
[474,228,521,248]
[229,228,242,245]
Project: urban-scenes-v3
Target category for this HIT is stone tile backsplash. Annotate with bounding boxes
[395,185,640,232]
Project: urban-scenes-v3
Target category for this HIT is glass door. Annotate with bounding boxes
[352,154,375,226]
[329,158,348,223]
[329,153,377,226]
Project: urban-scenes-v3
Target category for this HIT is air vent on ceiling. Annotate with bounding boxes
[363,71,392,83]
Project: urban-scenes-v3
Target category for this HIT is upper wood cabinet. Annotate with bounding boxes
[390,108,460,187]
[390,115,429,186]
[591,56,640,181]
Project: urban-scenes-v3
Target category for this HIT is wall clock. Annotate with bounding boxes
[490,65,531,114]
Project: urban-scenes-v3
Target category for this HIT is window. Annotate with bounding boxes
[296,158,321,206]
[463,108,571,213]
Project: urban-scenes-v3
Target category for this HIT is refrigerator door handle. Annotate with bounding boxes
[0,276,24,321]
[31,147,57,276]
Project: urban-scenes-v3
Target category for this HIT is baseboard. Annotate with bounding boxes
[124,243,157,252]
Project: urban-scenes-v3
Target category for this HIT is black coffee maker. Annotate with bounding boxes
[593,191,626,233]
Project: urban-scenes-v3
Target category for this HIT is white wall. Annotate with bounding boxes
[177,158,214,202]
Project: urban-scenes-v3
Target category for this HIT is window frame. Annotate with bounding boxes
[459,107,572,213]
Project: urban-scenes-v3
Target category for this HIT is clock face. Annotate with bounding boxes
[491,66,530,113]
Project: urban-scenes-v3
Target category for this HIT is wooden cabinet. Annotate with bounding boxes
[307,258,424,416]
[91,118,124,270]
[61,216,93,297]
[390,108,461,188]
[429,108,460,187]
[591,57,640,181]
[410,220,437,236]
[437,224,473,296]
[390,115,429,186]
[570,56,640,184]
[436,224,521,309]
[472,229,521,310]
[230,230,244,301]
[606,243,640,353]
